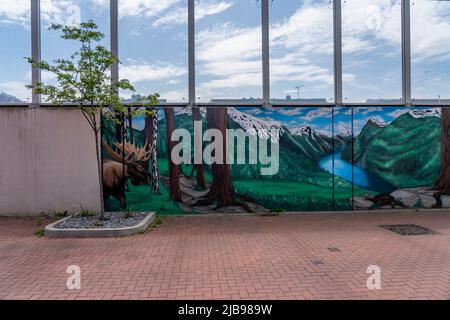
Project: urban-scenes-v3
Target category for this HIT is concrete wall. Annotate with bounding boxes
[0,107,101,216]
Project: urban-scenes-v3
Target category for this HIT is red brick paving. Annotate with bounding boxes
[0,211,449,300]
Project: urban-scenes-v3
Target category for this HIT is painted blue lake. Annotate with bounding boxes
[319,153,395,193]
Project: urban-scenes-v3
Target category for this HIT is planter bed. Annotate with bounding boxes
[45,212,155,238]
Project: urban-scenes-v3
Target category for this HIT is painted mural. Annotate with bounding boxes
[102,106,447,214]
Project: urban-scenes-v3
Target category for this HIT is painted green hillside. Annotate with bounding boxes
[343,113,441,189]
[342,119,386,165]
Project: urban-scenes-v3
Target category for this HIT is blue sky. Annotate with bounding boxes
[1,0,450,103]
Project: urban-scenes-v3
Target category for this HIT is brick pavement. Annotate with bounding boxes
[0,211,449,300]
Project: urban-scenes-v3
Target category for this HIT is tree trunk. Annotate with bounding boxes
[115,114,123,143]
[199,108,235,205]
[143,107,153,175]
[192,107,207,189]
[151,107,160,194]
[433,108,450,207]
[164,107,182,202]
[127,107,134,144]
[95,132,105,216]
[91,112,105,217]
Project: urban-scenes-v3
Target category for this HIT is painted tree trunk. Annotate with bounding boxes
[127,107,134,144]
[202,108,236,205]
[143,107,153,175]
[192,107,207,189]
[151,107,160,194]
[433,108,450,207]
[115,120,123,143]
[164,107,182,201]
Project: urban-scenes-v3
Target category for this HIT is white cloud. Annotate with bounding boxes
[120,60,187,83]
[195,22,261,98]
[0,81,30,102]
[277,108,304,116]
[166,79,181,85]
[356,107,384,115]
[157,89,188,101]
[336,121,351,135]
[388,108,412,118]
[0,0,107,28]
[25,70,57,83]
[411,1,450,61]
[116,0,178,19]
[196,1,233,20]
[152,0,233,27]
[342,0,402,50]
[40,0,81,26]
[150,5,186,27]
[94,0,232,28]
[0,0,30,27]
[301,108,332,121]
[245,108,265,115]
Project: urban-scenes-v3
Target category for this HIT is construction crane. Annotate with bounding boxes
[295,85,304,100]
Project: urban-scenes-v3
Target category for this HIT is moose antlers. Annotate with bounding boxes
[102,139,153,164]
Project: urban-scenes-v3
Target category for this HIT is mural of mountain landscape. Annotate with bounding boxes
[101,106,449,214]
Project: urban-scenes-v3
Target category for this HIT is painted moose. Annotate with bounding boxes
[102,139,153,208]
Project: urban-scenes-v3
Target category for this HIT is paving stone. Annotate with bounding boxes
[0,212,449,300]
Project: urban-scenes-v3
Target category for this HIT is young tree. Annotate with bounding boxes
[164,107,182,202]
[433,108,450,207]
[27,21,158,217]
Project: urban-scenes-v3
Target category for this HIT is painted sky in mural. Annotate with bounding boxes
[131,106,440,137]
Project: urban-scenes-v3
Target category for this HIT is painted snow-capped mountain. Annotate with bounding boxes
[366,118,389,128]
[174,107,207,117]
[227,107,287,142]
[408,109,440,118]
[390,108,441,119]
[290,125,315,137]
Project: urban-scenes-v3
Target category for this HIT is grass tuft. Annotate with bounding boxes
[35,229,45,237]
[79,205,96,217]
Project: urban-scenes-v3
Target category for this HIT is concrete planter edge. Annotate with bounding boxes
[45,212,156,238]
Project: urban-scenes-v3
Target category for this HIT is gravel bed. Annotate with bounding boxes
[54,212,149,229]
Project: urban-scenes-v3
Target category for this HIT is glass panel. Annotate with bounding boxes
[332,107,354,210]
[40,0,109,98]
[0,0,31,103]
[239,106,333,211]
[195,0,262,103]
[118,0,188,103]
[411,0,450,101]
[348,106,441,210]
[342,0,402,103]
[269,0,334,103]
